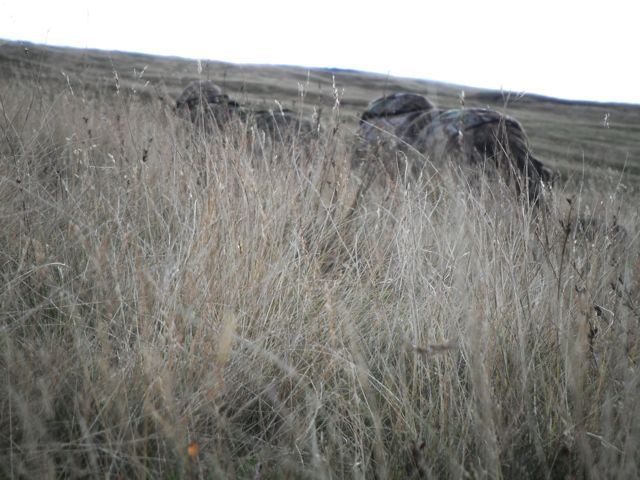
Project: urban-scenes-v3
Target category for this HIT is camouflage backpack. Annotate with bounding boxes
[360,92,435,122]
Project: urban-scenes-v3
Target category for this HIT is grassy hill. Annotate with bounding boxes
[1,39,639,479]
[2,39,640,182]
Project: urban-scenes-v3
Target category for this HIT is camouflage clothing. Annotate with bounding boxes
[176,81,314,140]
[358,93,437,149]
[356,92,553,201]
[176,80,224,111]
[249,109,314,141]
[176,80,241,129]
[360,92,436,122]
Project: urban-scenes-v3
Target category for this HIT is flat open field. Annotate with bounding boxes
[1,40,639,478]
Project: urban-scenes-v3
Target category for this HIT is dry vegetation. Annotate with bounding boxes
[1,43,640,479]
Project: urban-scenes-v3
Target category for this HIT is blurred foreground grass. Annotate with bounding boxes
[1,40,639,478]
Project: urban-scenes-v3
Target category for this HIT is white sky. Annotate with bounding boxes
[2,0,639,104]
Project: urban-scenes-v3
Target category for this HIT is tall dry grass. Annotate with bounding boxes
[1,80,639,479]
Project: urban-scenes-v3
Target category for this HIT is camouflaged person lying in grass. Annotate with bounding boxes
[175,80,240,128]
[355,92,554,202]
[176,80,315,141]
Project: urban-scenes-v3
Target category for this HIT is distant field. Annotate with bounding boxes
[1,40,639,479]
[2,39,640,183]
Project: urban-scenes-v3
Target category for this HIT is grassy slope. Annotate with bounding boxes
[2,39,640,181]
[1,40,639,479]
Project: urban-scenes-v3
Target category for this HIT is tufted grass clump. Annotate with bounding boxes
[1,80,639,479]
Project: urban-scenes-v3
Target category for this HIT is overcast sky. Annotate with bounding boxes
[2,0,638,104]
